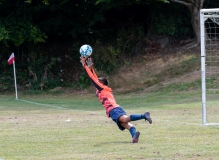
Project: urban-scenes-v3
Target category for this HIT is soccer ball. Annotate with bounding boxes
[79,44,92,57]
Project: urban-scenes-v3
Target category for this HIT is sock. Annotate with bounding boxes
[129,127,136,137]
[130,114,144,121]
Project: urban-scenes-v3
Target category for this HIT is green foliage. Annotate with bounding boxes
[154,14,176,36]
[0,18,47,46]
[93,43,120,74]
[153,3,192,38]
[116,25,146,57]
[23,51,63,91]
[0,26,10,43]
[0,57,18,91]
[204,0,219,8]
[95,0,169,5]
[0,0,217,92]
[29,25,48,43]
[0,75,14,91]
[78,73,91,88]
[93,25,147,75]
[95,0,111,5]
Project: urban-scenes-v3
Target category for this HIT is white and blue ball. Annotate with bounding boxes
[79,44,92,57]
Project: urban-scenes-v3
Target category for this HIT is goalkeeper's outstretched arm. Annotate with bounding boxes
[80,57,104,91]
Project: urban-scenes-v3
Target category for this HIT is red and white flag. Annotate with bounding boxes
[8,53,15,65]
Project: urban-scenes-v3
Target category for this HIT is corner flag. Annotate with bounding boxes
[8,53,15,65]
[8,52,18,99]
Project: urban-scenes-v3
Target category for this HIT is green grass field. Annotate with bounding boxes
[0,91,219,160]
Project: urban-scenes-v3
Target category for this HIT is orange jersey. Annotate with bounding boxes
[84,64,119,117]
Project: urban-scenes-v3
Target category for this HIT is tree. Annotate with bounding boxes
[96,0,206,48]
[96,0,169,4]
[170,0,205,48]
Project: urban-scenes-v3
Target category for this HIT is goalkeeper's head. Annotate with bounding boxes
[98,77,109,86]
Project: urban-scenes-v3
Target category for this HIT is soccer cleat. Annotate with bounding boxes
[144,112,152,124]
[132,131,140,143]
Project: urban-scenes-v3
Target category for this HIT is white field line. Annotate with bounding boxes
[159,119,202,126]
[205,123,219,126]
[18,98,100,114]
[2,98,219,126]
[18,99,67,110]
[155,119,219,126]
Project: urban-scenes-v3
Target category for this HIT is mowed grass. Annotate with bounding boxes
[0,91,219,160]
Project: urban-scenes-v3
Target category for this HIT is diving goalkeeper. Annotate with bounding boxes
[80,57,152,143]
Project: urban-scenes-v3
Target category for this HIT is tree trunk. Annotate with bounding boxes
[171,0,205,47]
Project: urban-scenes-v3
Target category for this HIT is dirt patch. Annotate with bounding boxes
[107,47,201,93]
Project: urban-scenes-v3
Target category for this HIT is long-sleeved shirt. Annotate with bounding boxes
[84,64,119,117]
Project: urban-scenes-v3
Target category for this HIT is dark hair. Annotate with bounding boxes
[98,77,109,86]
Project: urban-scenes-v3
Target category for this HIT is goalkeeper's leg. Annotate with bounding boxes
[120,121,140,143]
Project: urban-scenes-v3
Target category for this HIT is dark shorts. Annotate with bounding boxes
[109,106,126,131]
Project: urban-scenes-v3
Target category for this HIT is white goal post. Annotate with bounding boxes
[200,8,219,126]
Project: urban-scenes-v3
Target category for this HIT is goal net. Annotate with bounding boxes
[200,8,219,125]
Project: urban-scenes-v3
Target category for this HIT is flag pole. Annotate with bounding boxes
[13,60,18,100]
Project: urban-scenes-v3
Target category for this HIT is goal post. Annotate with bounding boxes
[200,8,219,126]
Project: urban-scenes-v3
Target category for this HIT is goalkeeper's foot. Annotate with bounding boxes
[144,112,152,124]
[132,131,140,143]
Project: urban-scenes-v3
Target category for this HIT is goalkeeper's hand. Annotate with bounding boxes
[80,56,89,67]
[86,57,94,69]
